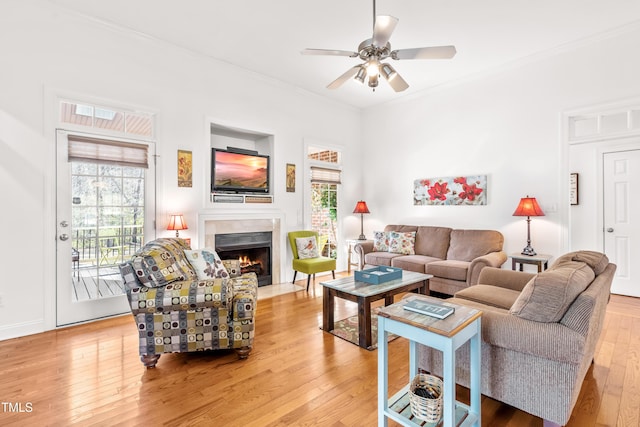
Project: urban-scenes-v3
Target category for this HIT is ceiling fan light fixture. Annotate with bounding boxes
[354,66,367,84]
[380,63,397,80]
[367,72,379,88]
[366,59,379,77]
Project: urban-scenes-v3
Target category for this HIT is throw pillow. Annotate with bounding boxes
[510,261,595,322]
[388,231,416,255]
[131,238,197,288]
[222,259,241,277]
[184,248,230,280]
[372,231,390,252]
[296,236,319,259]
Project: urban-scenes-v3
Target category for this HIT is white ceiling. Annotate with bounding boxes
[49,0,640,109]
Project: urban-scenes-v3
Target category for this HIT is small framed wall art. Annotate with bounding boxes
[286,163,296,192]
[570,173,579,205]
[178,150,192,188]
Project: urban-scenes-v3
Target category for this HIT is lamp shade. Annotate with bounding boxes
[167,214,188,231]
[353,201,370,214]
[512,197,545,217]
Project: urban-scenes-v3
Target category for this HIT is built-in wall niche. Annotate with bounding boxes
[210,123,274,204]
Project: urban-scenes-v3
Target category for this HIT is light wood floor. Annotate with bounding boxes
[0,275,639,426]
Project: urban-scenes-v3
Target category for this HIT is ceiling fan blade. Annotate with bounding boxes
[327,65,362,89]
[387,72,409,92]
[301,48,358,57]
[372,15,398,48]
[379,63,409,92]
[391,45,457,60]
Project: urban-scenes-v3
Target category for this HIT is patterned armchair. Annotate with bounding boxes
[119,238,258,368]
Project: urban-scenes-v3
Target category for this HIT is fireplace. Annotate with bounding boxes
[215,231,272,287]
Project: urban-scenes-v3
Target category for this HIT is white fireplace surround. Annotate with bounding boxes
[198,210,285,285]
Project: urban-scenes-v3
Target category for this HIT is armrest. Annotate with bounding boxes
[354,241,374,270]
[466,251,508,285]
[229,272,258,321]
[477,267,535,292]
[481,309,586,364]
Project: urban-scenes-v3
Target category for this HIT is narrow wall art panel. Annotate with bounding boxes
[414,175,487,205]
[178,149,193,188]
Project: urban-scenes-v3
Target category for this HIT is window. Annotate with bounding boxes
[60,101,154,138]
[308,147,342,259]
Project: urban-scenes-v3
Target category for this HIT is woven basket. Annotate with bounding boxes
[409,373,443,423]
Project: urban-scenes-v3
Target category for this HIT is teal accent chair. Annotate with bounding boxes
[288,230,336,291]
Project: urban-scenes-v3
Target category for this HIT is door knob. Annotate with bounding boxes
[59,234,69,241]
[606,228,614,233]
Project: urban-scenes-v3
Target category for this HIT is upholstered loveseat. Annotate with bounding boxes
[119,238,258,368]
[417,250,616,426]
[354,225,507,295]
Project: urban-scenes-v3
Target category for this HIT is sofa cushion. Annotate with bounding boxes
[222,259,242,277]
[384,225,419,234]
[413,226,452,259]
[425,260,469,281]
[131,238,196,288]
[388,231,416,255]
[573,251,609,275]
[552,250,609,276]
[119,261,140,290]
[446,229,504,262]
[127,278,230,314]
[184,248,230,280]
[364,251,403,267]
[454,284,521,310]
[510,261,595,322]
[391,255,442,273]
[372,231,390,252]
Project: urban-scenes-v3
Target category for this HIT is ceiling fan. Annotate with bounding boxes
[302,0,456,92]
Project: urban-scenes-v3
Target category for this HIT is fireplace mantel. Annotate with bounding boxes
[198,210,285,285]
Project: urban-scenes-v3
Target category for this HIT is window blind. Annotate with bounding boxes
[310,166,342,184]
[67,135,149,168]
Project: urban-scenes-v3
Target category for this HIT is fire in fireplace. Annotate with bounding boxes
[215,231,272,287]
[238,255,263,276]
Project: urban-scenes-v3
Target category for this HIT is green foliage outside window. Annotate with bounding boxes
[311,183,338,259]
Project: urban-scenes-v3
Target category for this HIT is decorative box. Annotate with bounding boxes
[354,266,403,284]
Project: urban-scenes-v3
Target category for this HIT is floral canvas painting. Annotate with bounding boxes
[414,175,487,205]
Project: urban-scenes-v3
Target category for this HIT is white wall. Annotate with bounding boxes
[361,25,640,259]
[2,0,639,340]
[0,0,362,339]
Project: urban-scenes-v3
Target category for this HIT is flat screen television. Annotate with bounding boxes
[211,148,270,194]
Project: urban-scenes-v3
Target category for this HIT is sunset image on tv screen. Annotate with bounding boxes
[214,151,268,188]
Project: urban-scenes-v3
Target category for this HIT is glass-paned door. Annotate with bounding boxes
[56,130,155,326]
[311,183,338,259]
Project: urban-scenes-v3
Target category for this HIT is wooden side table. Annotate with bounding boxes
[345,239,370,273]
[510,253,552,272]
[377,295,482,427]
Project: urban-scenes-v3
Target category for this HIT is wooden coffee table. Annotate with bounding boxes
[320,271,432,350]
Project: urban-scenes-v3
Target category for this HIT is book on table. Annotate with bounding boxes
[403,299,455,319]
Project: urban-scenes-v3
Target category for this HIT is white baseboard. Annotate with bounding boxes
[0,319,45,341]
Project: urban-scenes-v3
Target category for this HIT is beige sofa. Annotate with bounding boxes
[417,250,616,426]
[354,225,507,295]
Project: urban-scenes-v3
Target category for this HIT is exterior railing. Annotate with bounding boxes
[72,225,144,266]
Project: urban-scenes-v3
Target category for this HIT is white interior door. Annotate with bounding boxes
[56,130,155,325]
[603,149,640,297]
